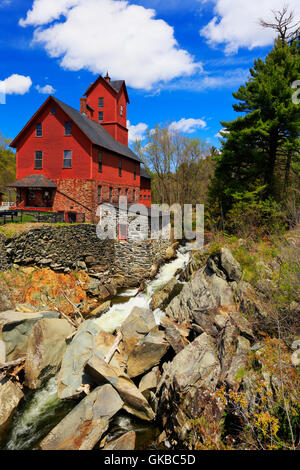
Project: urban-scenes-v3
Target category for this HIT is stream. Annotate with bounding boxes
[2,245,190,450]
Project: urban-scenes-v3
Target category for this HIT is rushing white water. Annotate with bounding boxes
[4,376,75,450]
[94,246,190,334]
[3,245,190,450]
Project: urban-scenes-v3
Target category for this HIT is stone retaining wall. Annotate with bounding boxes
[0,225,172,284]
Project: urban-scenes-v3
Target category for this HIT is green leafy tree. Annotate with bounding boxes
[209,36,300,220]
[0,134,16,197]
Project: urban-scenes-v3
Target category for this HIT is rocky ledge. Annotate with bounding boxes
[0,245,298,450]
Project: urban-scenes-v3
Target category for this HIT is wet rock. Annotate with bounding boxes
[85,353,155,422]
[0,380,24,441]
[40,384,123,450]
[90,301,111,318]
[25,319,75,389]
[120,307,156,357]
[165,246,176,261]
[102,431,136,450]
[127,327,169,378]
[0,311,59,361]
[220,248,242,282]
[58,320,102,399]
[150,278,183,311]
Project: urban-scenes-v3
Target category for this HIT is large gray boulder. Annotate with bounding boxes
[0,311,59,361]
[158,333,221,394]
[58,320,101,399]
[120,307,156,357]
[40,384,123,450]
[127,327,169,378]
[0,380,24,441]
[166,267,233,336]
[25,318,75,389]
[220,248,242,282]
[85,352,155,422]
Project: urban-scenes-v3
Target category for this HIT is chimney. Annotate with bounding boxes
[80,97,87,114]
[104,71,111,83]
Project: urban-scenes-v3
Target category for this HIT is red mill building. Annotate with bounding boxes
[9,73,151,223]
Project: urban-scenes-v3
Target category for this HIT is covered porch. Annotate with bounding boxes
[8,175,56,210]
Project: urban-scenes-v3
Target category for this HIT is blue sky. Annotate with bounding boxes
[0,0,299,149]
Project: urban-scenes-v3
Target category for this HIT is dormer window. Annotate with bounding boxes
[98,97,104,108]
[120,105,123,116]
[36,123,42,137]
[65,122,71,136]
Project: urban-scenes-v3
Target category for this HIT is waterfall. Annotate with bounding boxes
[3,245,190,450]
[94,246,190,333]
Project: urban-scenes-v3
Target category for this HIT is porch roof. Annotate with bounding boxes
[8,175,57,189]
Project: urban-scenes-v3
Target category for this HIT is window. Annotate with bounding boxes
[144,195,146,200]
[98,185,102,204]
[109,187,113,202]
[98,111,104,122]
[120,105,123,116]
[65,122,71,136]
[35,151,43,169]
[63,150,72,168]
[134,164,136,180]
[98,97,104,108]
[36,123,42,137]
[51,106,56,115]
[148,195,150,200]
[119,159,122,177]
[98,152,103,172]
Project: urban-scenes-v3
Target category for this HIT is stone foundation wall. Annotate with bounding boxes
[1,225,172,284]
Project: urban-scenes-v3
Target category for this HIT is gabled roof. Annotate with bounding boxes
[10,96,141,163]
[84,75,130,103]
[140,167,152,180]
[52,97,141,163]
[8,174,57,188]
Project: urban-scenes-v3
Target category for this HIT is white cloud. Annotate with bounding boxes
[0,74,32,95]
[20,0,200,90]
[215,128,229,138]
[169,118,207,134]
[36,84,56,94]
[167,68,249,91]
[201,0,300,54]
[127,120,148,142]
